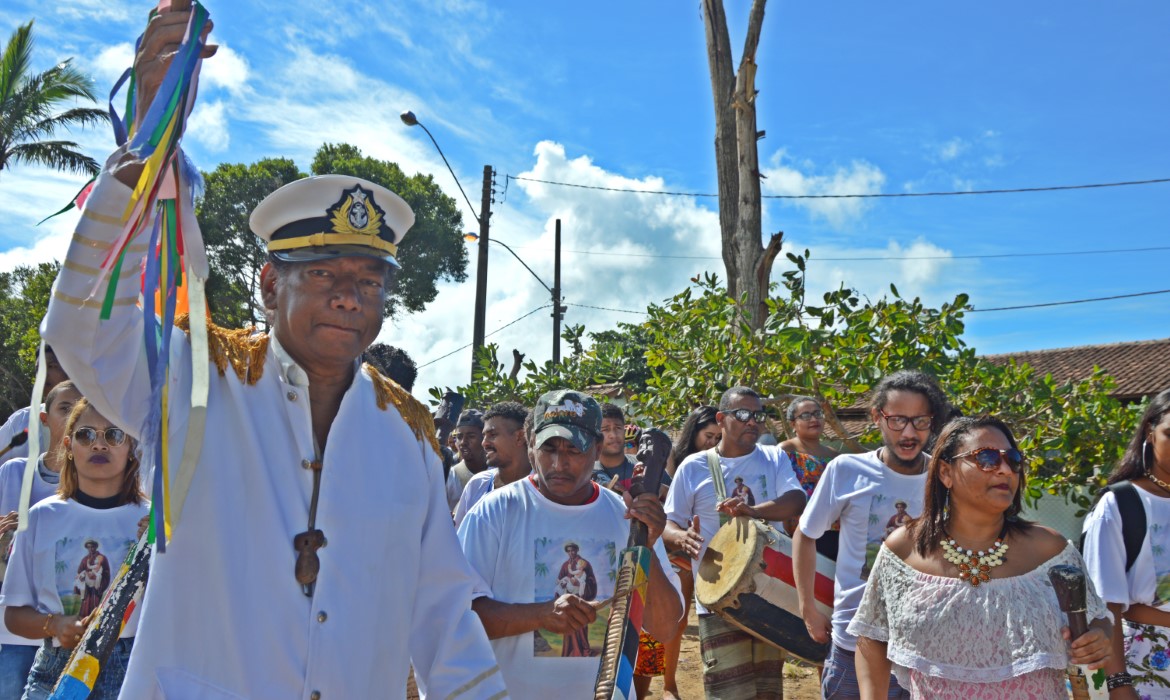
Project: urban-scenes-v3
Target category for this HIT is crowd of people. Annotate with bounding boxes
[0,4,1167,699]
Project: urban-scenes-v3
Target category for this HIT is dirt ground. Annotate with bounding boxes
[407,607,822,699]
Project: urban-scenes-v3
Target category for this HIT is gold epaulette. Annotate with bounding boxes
[175,314,268,385]
[364,363,441,456]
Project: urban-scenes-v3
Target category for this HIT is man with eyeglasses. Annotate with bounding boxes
[793,369,950,700]
[663,386,805,699]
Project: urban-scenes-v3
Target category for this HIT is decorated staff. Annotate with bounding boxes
[595,428,672,700]
[38,0,507,696]
[1050,565,1109,700]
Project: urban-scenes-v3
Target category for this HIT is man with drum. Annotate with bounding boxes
[457,390,683,697]
[39,3,506,697]
[793,370,950,699]
[663,386,806,699]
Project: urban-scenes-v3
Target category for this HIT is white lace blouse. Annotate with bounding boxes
[848,541,1110,700]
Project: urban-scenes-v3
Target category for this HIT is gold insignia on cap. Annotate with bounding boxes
[329,186,385,238]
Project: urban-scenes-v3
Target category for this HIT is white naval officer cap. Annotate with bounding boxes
[249,174,416,268]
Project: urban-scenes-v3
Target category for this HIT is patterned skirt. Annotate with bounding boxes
[1124,619,1170,698]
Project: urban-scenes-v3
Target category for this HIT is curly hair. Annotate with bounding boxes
[869,370,950,436]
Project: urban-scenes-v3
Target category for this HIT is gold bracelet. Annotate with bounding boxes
[42,613,54,637]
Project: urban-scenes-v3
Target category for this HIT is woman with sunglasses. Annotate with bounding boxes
[1,398,148,700]
[849,415,1111,699]
[1082,388,1170,699]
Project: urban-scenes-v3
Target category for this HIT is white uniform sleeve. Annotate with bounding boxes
[408,445,505,699]
[0,509,39,611]
[1081,492,1132,609]
[663,457,697,529]
[40,151,191,441]
[798,458,844,539]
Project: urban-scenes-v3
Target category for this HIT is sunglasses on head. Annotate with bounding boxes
[727,409,768,424]
[952,447,1024,473]
[73,427,127,447]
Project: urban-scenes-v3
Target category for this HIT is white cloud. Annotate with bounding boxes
[938,137,968,161]
[760,152,886,229]
[0,166,89,272]
[795,238,960,310]
[202,45,250,96]
[186,100,230,152]
[91,42,135,86]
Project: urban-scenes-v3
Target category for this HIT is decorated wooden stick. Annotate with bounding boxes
[0,429,28,462]
[49,531,152,700]
[594,428,671,700]
[1048,564,1108,700]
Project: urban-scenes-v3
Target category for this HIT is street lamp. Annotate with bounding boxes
[401,110,493,380]
[465,219,567,365]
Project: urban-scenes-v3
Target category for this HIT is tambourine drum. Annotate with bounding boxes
[696,516,836,663]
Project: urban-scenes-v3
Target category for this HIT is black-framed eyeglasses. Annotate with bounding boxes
[952,447,1025,473]
[73,427,127,447]
[727,409,768,424]
[879,410,932,431]
[794,409,824,422]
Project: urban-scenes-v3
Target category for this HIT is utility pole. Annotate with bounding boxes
[471,165,494,380]
[552,219,564,365]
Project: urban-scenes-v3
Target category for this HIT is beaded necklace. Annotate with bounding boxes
[940,524,1009,587]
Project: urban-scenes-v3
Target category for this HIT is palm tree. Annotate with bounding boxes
[0,20,109,179]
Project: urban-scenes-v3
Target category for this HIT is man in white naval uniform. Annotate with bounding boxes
[39,4,506,698]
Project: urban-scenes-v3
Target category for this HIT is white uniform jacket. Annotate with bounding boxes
[41,154,506,700]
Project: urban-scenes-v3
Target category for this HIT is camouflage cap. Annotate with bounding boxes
[533,389,602,452]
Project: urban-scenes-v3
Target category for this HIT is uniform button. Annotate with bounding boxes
[301,459,312,470]
[317,611,327,623]
[287,390,298,402]
[310,692,321,700]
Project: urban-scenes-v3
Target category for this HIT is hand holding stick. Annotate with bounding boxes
[1049,565,1109,700]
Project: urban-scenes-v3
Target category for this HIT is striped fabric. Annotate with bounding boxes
[698,614,784,699]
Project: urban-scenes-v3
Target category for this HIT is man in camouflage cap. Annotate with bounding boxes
[457,389,683,697]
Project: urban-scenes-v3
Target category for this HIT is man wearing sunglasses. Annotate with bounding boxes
[38,6,505,698]
[793,369,949,700]
[663,386,805,698]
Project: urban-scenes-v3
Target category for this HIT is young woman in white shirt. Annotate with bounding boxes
[1,398,148,700]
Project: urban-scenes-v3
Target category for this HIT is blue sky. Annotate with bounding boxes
[2,1,1168,397]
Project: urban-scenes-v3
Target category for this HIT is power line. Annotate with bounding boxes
[564,302,647,315]
[417,304,551,368]
[969,289,1170,313]
[507,175,1170,199]
[505,244,1170,263]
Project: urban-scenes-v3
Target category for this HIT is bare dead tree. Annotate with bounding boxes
[703,0,784,331]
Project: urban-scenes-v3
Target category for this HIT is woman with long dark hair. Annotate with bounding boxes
[1,398,148,699]
[850,415,1111,698]
[1082,388,1170,699]
[662,405,720,700]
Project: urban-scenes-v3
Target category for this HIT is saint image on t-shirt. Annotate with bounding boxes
[74,538,111,618]
[885,500,911,537]
[533,537,615,658]
[732,477,756,506]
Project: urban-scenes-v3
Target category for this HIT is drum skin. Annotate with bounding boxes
[697,517,834,664]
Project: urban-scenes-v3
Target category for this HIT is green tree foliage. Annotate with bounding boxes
[311,143,468,317]
[0,261,60,416]
[0,21,109,179]
[433,322,652,410]
[198,158,304,327]
[634,252,1136,508]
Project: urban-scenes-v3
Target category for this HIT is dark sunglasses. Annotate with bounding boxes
[794,409,824,422]
[952,447,1025,473]
[73,427,127,447]
[727,409,768,424]
[879,410,933,431]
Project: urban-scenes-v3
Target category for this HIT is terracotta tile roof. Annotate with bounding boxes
[982,337,1170,402]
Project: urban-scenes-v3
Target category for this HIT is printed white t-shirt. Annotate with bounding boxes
[0,455,62,648]
[454,468,496,527]
[0,495,149,644]
[457,478,681,699]
[663,444,804,614]
[797,449,927,650]
[1082,486,1170,612]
